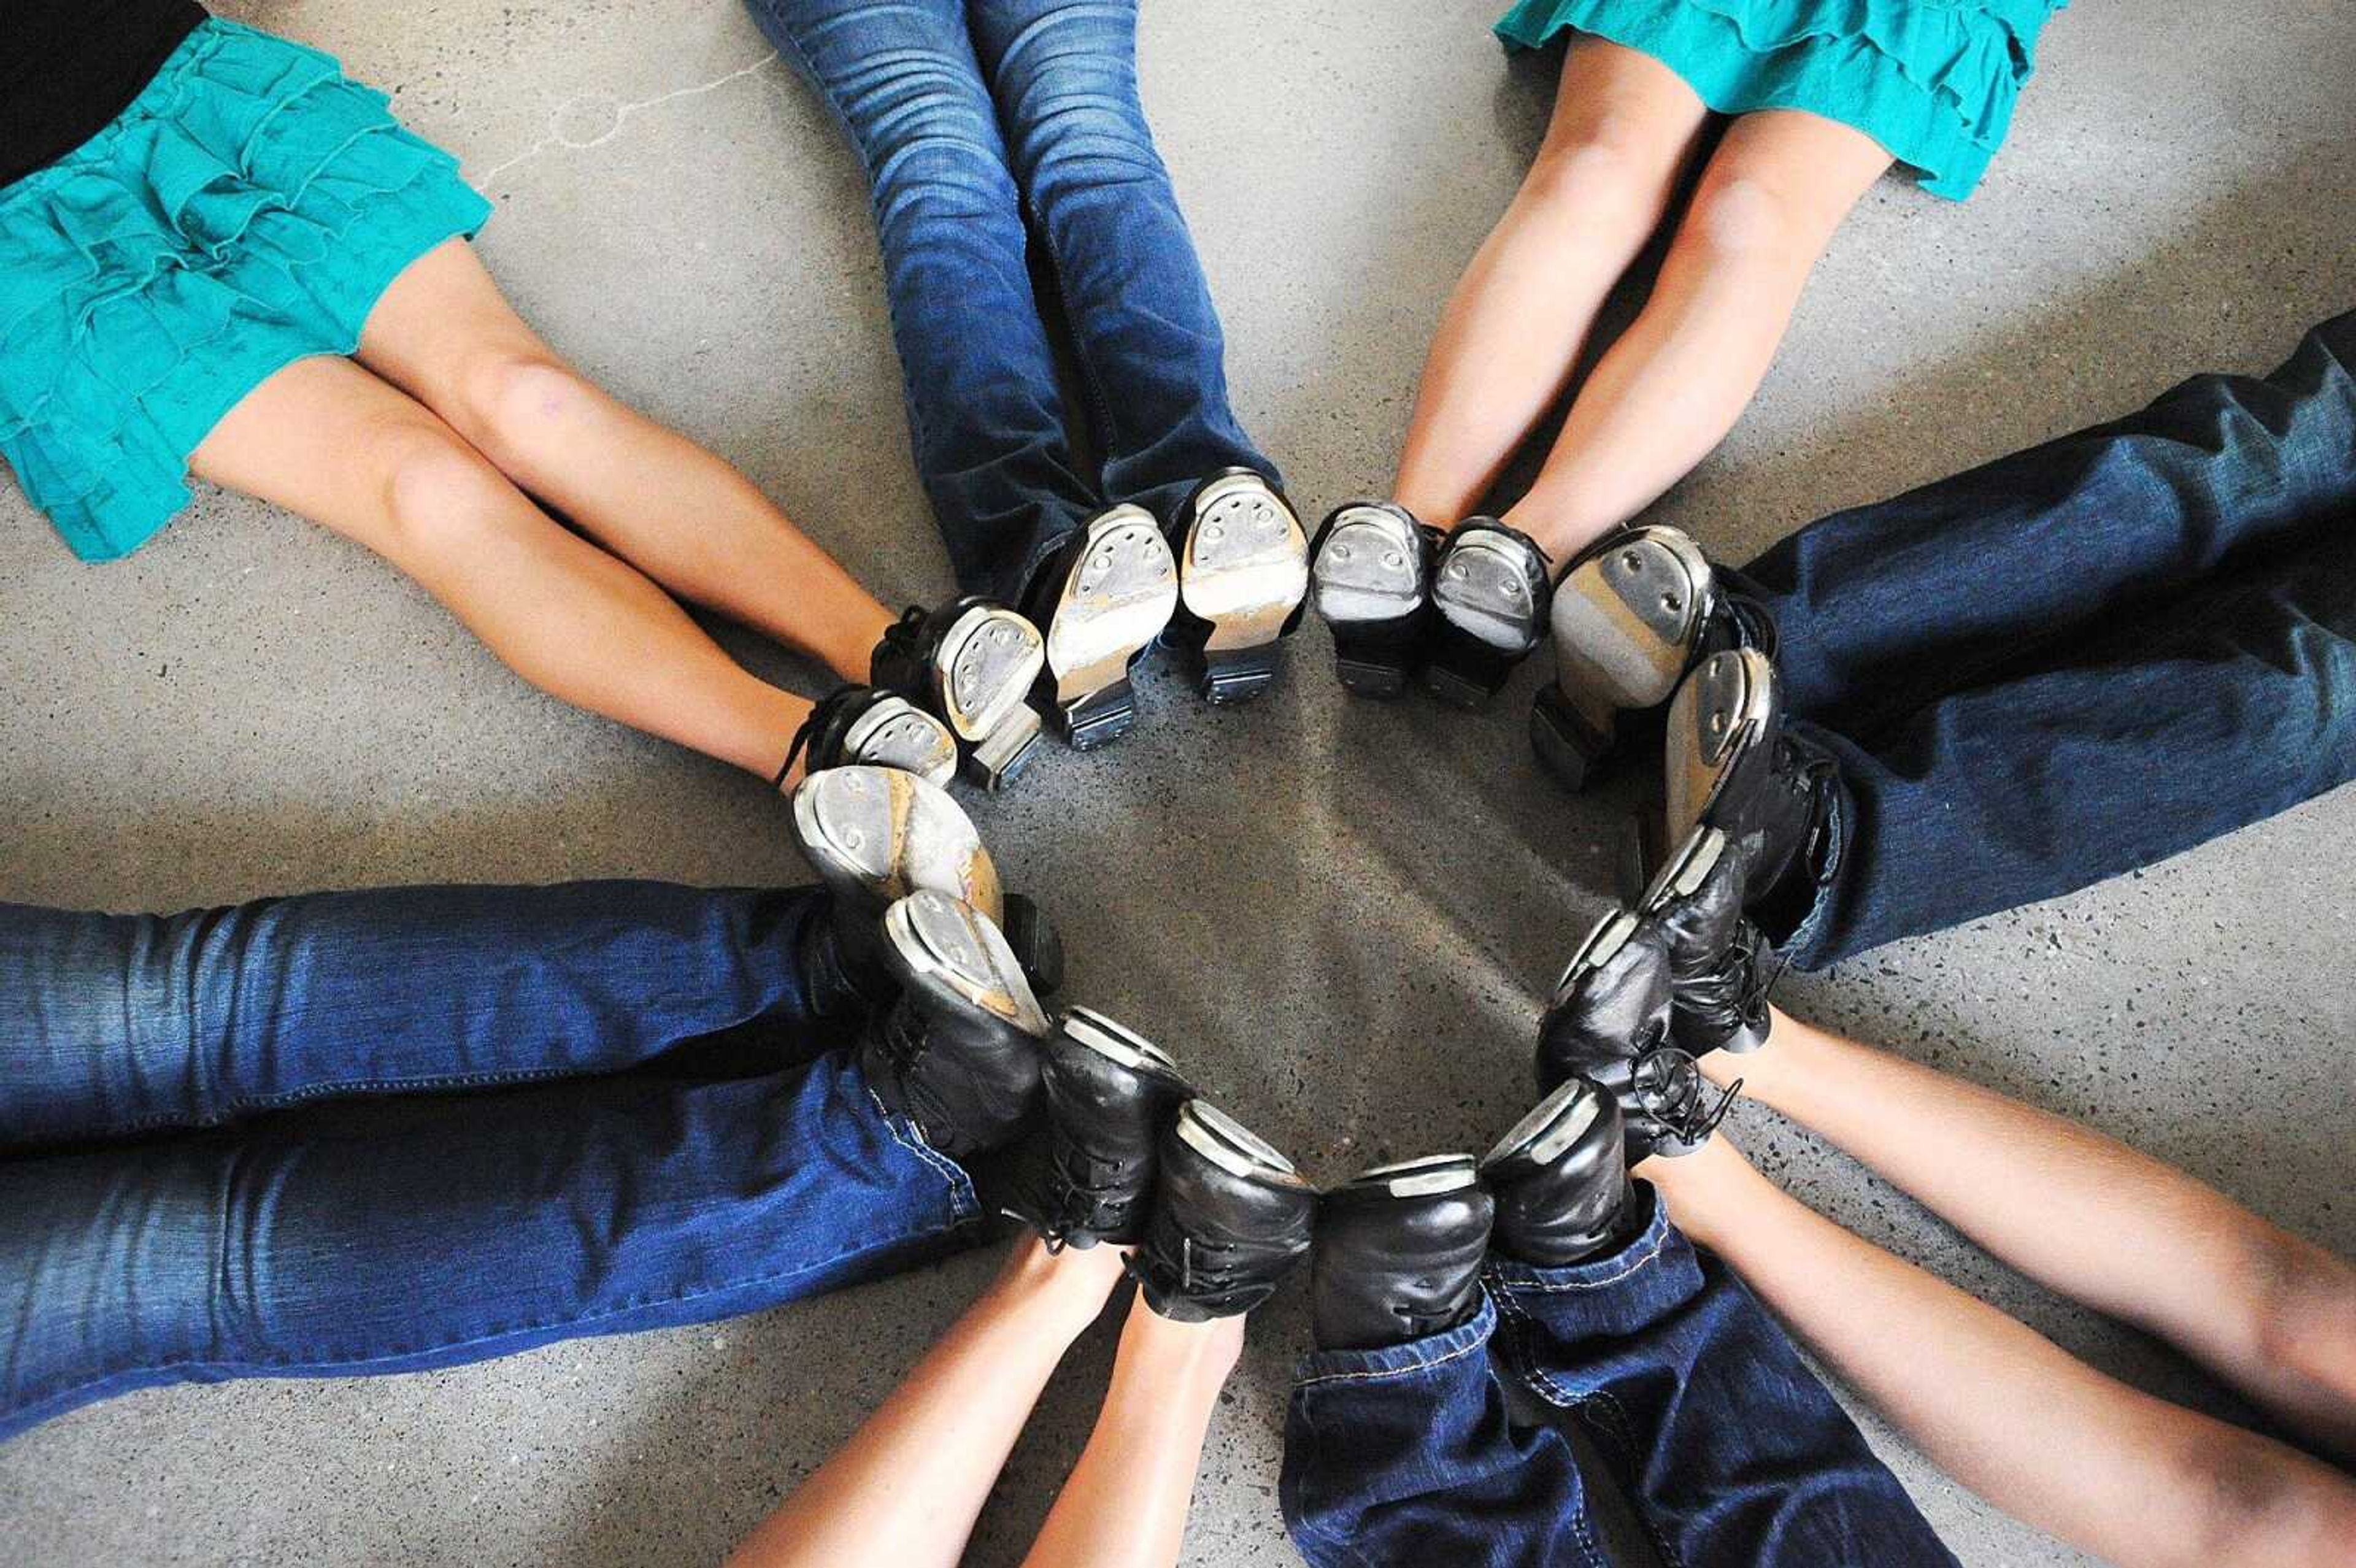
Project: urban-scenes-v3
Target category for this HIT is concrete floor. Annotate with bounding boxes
[3,1,2352,1562]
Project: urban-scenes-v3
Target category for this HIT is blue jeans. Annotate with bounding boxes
[0,882,985,1442]
[746,0,1274,599]
[1281,1189,1954,1568]
[1742,312,2356,969]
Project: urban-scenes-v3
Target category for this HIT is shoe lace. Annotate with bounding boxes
[1634,1046,1742,1147]
[776,683,857,789]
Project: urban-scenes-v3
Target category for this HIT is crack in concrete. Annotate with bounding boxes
[474,49,782,187]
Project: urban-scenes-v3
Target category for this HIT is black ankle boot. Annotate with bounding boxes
[1663,648,1834,915]
[1001,1008,1193,1249]
[1538,908,1738,1161]
[784,685,960,790]
[1641,824,1774,1056]
[1165,469,1308,705]
[858,892,1049,1158]
[869,598,1046,791]
[1311,1155,1493,1351]
[1480,1077,1638,1268]
[1023,505,1180,750]
[1423,518,1551,709]
[1130,1100,1315,1322]
[1531,524,1774,792]
[1309,501,1440,699]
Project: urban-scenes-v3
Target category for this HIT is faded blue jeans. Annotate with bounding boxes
[0,882,985,1443]
[1282,1188,1955,1568]
[1741,312,2356,968]
[747,0,1274,600]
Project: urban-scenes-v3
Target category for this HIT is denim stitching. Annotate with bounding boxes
[869,1083,981,1218]
[1292,1329,1490,1389]
[1485,1226,1671,1294]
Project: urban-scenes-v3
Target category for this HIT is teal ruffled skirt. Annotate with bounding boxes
[0,20,491,562]
[1494,0,2068,201]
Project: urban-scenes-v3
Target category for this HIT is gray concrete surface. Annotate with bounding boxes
[3,1,2352,1563]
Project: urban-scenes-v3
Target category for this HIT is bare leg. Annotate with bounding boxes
[356,240,897,682]
[726,1238,1128,1568]
[1700,1010,2356,1459]
[1647,1139,2356,1568]
[1019,1299,1245,1568]
[191,356,818,783]
[1390,39,1709,531]
[1501,110,1892,563]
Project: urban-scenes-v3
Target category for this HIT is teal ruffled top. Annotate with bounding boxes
[1493,0,2069,200]
[0,20,490,561]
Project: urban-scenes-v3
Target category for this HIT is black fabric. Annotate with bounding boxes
[2,0,207,189]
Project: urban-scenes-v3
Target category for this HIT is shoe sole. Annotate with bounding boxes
[1181,474,1307,656]
[936,605,1045,742]
[1341,1152,1480,1199]
[1550,528,1713,727]
[1313,505,1426,625]
[1434,535,1546,654]
[1059,1005,1186,1080]
[839,696,959,789]
[1664,648,1776,847]
[882,890,1049,1036]
[1045,507,1179,717]
[1483,1077,1606,1170]
[1175,1099,1311,1186]
[1550,906,1641,1007]
[1639,824,1729,916]
[791,766,1003,922]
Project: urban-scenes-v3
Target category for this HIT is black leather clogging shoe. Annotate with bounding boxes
[1640,823,1774,1058]
[1128,1100,1316,1323]
[1310,1154,1493,1353]
[1663,647,1835,919]
[1423,518,1552,709]
[1308,500,1441,699]
[870,598,1045,791]
[860,891,1051,1159]
[1480,1076,1639,1269]
[1023,504,1181,750]
[783,685,960,791]
[1532,524,1773,792]
[1165,469,1310,705]
[1537,907,1739,1162]
[1000,1007,1195,1250]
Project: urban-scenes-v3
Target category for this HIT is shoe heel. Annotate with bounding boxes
[1421,629,1520,709]
[1055,678,1138,750]
[965,705,1042,792]
[1530,684,1616,790]
[1613,813,1663,909]
[1000,891,1065,997]
[1328,620,1419,699]
[1198,642,1282,705]
[1174,1099,1303,1182]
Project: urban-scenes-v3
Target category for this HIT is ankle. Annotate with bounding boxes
[1129,1296,1247,1383]
[1501,495,1614,571]
[989,1234,1127,1331]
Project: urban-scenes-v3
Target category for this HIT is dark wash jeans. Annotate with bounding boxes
[1282,1189,1954,1568]
[746,0,1274,600]
[1742,312,2356,969]
[0,882,984,1443]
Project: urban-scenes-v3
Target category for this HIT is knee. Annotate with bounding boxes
[2179,1434,2356,1567]
[1522,117,1685,226]
[375,418,516,555]
[1674,172,1812,270]
[2248,1232,2356,1394]
[456,351,598,462]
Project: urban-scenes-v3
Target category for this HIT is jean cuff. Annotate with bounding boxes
[1291,1290,1498,1389]
[1483,1184,1676,1300]
[1759,721,1853,972]
[857,1075,985,1226]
